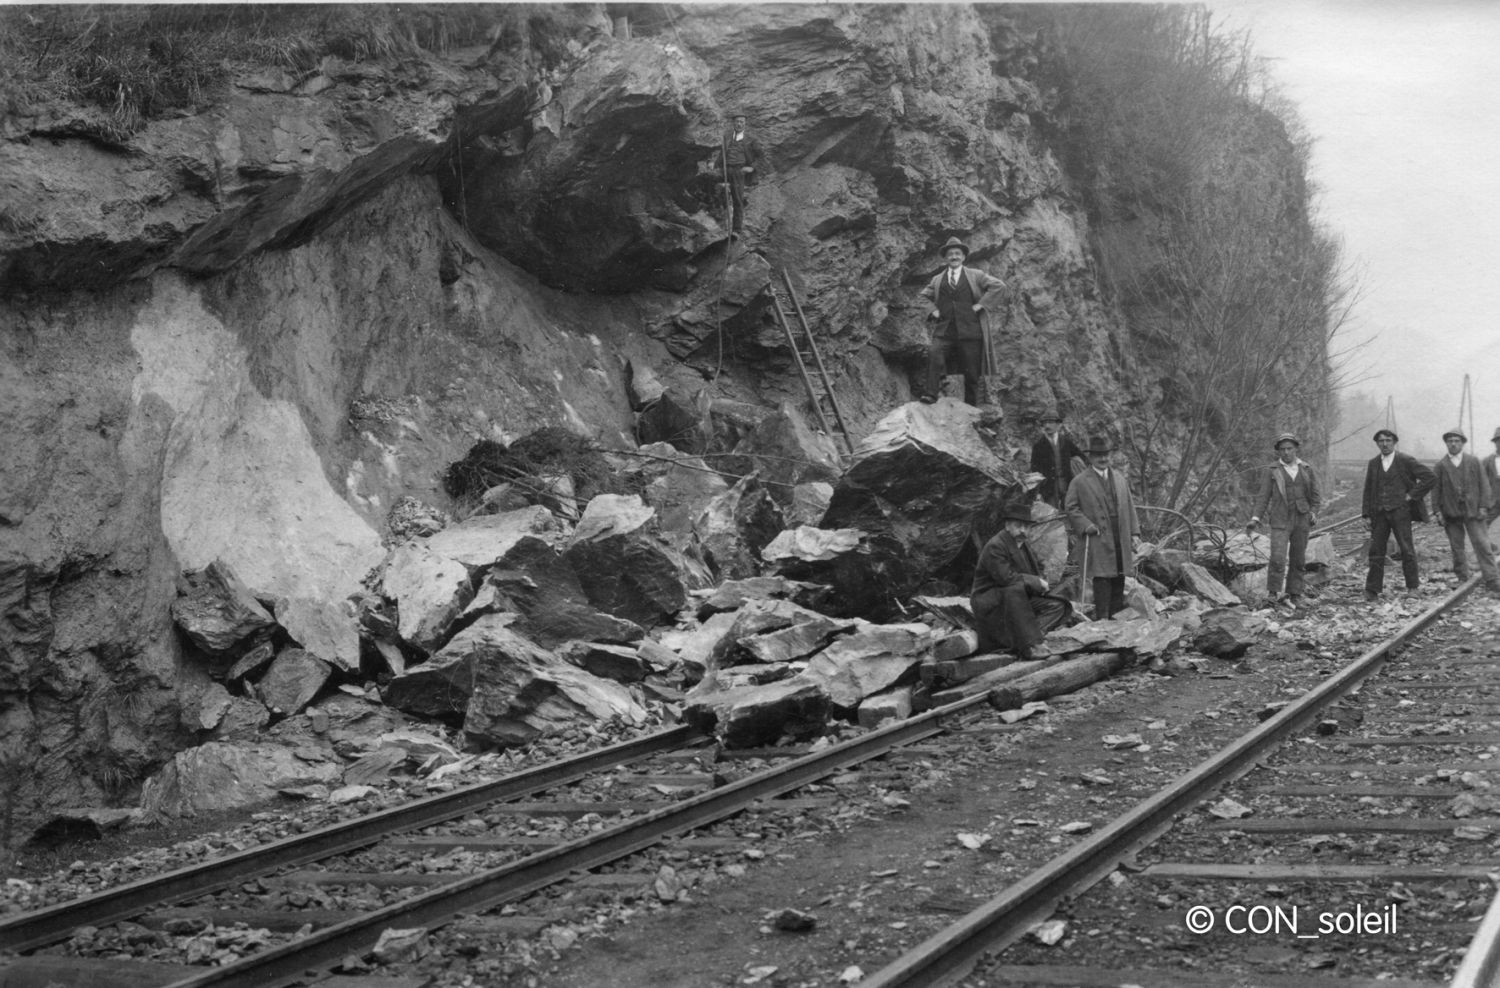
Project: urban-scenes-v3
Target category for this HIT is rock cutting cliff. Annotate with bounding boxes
[0,3,1338,825]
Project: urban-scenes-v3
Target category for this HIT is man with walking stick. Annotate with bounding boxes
[1064,436,1139,621]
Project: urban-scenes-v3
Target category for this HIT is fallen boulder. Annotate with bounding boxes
[1179,562,1241,606]
[682,678,830,748]
[857,686,915,729]
[419,505,565,568]
[801,622,931,711]
[140,741,342,818]
[724,401,843,496]
[816,399,1020,617]
[564,494,711,626]
[255,648,332,717]
[465,536,646,648]
[696,575,821,618]
[170,560,276,656]
[382,543,475,654]
[694,474,786,581]
[1193,609,1268,659]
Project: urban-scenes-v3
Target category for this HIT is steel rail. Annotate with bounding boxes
[1452,882,1500,988]
[861,576,1479,988]
[0,725,698,952]
[158,693,991,988]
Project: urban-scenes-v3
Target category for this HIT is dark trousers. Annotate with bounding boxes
[1091,576,1126,621]
[972,585,1069,654]
[926,335,983,403]
[1366,503,1419,594]
[727,168,748,232]
[1267,522,1310,596]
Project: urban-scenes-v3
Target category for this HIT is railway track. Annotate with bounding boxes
[861,575,1500,987]
[0,687,1001,987]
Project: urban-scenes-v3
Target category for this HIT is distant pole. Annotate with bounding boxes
[1385,395,1396,434]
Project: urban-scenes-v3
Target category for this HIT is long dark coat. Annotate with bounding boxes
[1063,467,1138,579]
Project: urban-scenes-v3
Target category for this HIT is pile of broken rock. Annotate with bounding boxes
[137,400,1261,823]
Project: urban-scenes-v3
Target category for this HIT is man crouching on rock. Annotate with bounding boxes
[971,502,1071,661]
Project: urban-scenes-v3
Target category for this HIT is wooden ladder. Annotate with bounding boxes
[767,268,855,455]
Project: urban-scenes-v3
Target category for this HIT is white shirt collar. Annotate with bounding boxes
[1449,452,1466,468]
[1282,461,1300,479]
[1380,451,1395,470]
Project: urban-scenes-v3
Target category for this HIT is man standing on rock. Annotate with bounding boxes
[1432,429,1500,593]
[718,112,761,239]
[919,236,1007,405]
[971,502,1071,661]
[1361,428,1435,600]
[1247,432,1322,608]
[1064,436,1139,621]
[1029,409,1083,508]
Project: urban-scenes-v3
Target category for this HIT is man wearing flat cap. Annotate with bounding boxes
[971,502,1071,661]
[1432,428,1500,592]
[1248,432,1322,607]
[919,236,1007,404]
[1064,436,1139,621]
[1361,428,1435,600]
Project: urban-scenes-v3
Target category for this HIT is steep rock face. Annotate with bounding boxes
[0,3,1327,821]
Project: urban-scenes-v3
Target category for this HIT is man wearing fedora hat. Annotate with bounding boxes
[1248,432,1322,607]
[1361,428,1435,600]
[971,501,1071,660]
[919,236,1007,404]
[1030,409,1084,508]
[1432,428,1500,592]
[1064,436,1139,621]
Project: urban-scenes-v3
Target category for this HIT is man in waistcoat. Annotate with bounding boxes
[717,112,762,238]
[919,236,1007,405]
[1485,427,1500,534]
[971,502,1072,661]
[1030,409,1084,508]
[1247,432,1322,608]
[1432,428,1500,593]
[1064,436,1139,621]
[1361,428,1435,600]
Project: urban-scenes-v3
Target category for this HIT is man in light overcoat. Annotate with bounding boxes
[1063,435,1138,621]
[1248,432,1322,607]
[1432,428,1500,593]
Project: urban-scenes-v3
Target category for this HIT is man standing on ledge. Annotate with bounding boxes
[919,236,1006,405]
[718,112,761,239]
[1432,428,1500,593]
[1030,409,1083,508]
[1064,436,1138,621]
[1248,432,1322,608]
[1361,428,1435,600]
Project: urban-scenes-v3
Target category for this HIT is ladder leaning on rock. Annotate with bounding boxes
[767,268,855,456]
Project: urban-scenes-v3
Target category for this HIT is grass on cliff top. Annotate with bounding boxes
[0,4,496,139]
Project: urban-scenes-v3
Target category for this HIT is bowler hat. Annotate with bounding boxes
[1002,502,1034,524]
[1273,432,1300,449]
[938,236,970,258]
[1373,429,1398,442]
[1084,436,1113,455]
[1491,426,1500,443]
[1443,428,1467,442]
[1040,408,1063,423]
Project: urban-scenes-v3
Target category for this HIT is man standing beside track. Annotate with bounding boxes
[1361,428,1435,601]
[1485,427,1500,538]
[1064,436,1138,621]
[1248,432,1322,608]
[1432,428,1500,594]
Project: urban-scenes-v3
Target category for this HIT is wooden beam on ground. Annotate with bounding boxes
[929,658,1049,705]
[1273,761,1500,774]
[382,835,560,852]
[1249,784,1459,798]
[1339,734,1500,745]
[987,652,1128,711]
[981,965,1439,988]
[0,956,199,988]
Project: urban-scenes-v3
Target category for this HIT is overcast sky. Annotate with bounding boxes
[1209,0,1500,458]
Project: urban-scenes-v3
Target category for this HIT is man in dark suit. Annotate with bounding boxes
[1361,428,1436,600]
[717,112,761,238]
[1064,435,1139,621]
[1029,409,1083,508]
[971,502,1071,660]
[919,236,1006,405]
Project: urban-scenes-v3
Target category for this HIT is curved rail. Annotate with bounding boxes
[861,575,1480,988]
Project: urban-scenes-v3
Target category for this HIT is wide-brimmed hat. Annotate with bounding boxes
[1002,502,1034,524]
[1084,436,1113,455]
[1039,408,1063,423]
[1273,432,1300,449]
[938,236,970,258]
[1443,428,1467,442]
[1373,429,1398,442]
